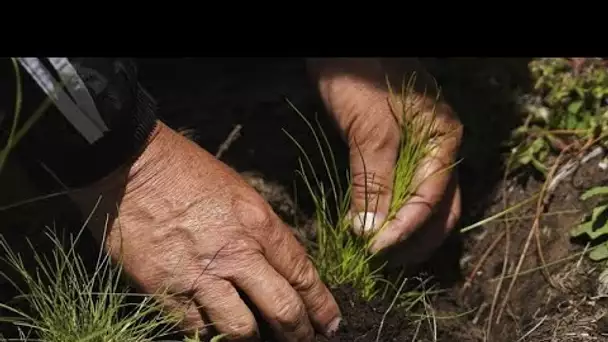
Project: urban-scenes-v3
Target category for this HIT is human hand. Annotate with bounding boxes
[308,58,463,264]
[70,122,341,341]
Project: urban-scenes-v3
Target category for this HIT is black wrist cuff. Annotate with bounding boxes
[2,58,160,191]
[51,85,159,189]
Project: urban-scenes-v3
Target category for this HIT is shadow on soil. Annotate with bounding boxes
[0,58,533,341]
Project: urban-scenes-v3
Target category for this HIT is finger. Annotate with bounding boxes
[193,278,259,341]
[262,223,342,338]
[159,292,209,337]
[370,137,459,254]
[231,253,314,342]
[385,181,461,267]
[347,114,400,236]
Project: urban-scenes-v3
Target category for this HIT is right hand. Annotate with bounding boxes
[70,122,341,341]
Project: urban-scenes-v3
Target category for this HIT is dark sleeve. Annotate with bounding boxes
[0,58,158,191]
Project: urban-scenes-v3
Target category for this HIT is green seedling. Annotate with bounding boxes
[0,205,199,342]
[570,186,608,261]
[284,73,454,302]
[508,58,608,177]
[0,231,182,341]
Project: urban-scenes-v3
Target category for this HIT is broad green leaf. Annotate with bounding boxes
[568,100,583,114]
[531,158,548,175]
[571,220,593,237]
[570,204,608,239]
[589,117,599,130]
[590,243,608,261]
[530,137,546,152]
[581,186,608,201]
[593,86,606,99]
[575,87,586,99]
[518,152,531,165]
[578,112,592,129]
[566,114,580,130]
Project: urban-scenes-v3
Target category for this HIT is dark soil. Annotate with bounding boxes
[316,285,435,342]
[2,58,608,341]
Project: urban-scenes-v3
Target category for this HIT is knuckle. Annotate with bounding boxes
[225,318,257,339]
[290,255,318,293]
[274,299,305,327]
[435,103,463,141]
[351,172,392,207]
[234,193,275,230]
[175,304,209,336]
[349,116,400,152]
[292,261,331,314]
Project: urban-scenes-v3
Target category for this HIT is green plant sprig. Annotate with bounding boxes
[0,218,183,341]
[285,73,456,303]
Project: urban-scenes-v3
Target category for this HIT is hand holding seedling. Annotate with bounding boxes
[70,122,341,341]
[308,58,463,264]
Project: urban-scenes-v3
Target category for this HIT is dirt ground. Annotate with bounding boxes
[2,58,608,341]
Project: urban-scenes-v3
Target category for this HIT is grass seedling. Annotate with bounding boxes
[284,102,381,299]
[0,200,188,342]
[284,72,456,303]
[384,74,445,222]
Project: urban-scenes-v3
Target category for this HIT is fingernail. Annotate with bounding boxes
[351,212,385,236]
[325,316,341,337]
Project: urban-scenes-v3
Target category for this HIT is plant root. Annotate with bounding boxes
[460,231,505,298]
[496,145,573,323]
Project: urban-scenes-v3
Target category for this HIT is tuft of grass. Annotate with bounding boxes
[0,203,190,342]
[284,73,454,302]
[0,238,179,341]
[0,58,183,341]
[384,74,446,221]
[284,99,381,299]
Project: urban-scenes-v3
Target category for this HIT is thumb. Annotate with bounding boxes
[348,129,399,236]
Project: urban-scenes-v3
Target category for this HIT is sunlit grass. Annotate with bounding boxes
[0,202,185,341]
[284,73,454,302]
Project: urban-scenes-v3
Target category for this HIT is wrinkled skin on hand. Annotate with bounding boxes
[70,122,341,341]
[308,58,463,265]
[69,57,461,341]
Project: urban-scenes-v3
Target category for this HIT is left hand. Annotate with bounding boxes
[307,58,463,264]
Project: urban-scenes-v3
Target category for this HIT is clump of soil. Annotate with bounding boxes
[317,286,417,342]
